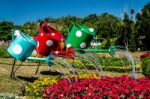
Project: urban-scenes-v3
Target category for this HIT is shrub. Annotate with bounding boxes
[99,56,130,66]
[142,57,150,78]
[65,56,140,72]
[0,45,11,58]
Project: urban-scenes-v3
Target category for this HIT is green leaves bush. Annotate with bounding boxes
[142,57,150,78]
[66,56,141,72]
[100,56,130,66]
[0,45,11,58]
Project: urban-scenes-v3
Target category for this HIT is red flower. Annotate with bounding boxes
[109,91,119,99]
[74,96,80,99]
[129,96,136,99]
[140,52,150,60]
[43,76,150,99]
[134,85,142,92]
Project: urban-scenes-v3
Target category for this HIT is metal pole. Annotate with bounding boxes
[35,61,40,75]
[10,58,16,78]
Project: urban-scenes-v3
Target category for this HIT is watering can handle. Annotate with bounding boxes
[11,30,15,42]
[39,21,53,33]
[11,29,21,42]
[67,22,82,33]
[70,22,90,32]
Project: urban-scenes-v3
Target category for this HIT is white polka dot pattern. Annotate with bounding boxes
[46,40,53,47]
[14,30,20,36]
[80,42,86,48]
[66,44,71,48]
[13,44,22,54]
[51,33,55,36]
[89,28,94,32]
[37,42,39,47]
[40,33,43,36]
[55,51,59,54]
[76,30,82,37]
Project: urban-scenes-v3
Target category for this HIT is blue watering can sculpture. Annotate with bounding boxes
[7,30,37,60]
[7,30,54,78]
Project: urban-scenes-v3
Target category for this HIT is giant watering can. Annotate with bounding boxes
[65,22,96,49]
[33,21,65,56]
[65,22,116,57]
[7,30,37,61]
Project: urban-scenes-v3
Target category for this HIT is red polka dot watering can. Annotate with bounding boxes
[33,21,65,56]
[65,22,96,49]
[7,30,37,61]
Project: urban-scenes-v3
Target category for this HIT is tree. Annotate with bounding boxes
[122,12,136,51]
[21,22,39,36]
[82,14,98,29]
[135,2,150,50]
[0,21,14,40]
[95,13,120,48]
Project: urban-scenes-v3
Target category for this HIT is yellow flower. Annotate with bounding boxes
[35,92,39,96]
[33,85,37,89]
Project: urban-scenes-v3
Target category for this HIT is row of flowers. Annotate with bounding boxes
[44,75,150,99]
[24,73,99,97]
[102,64,141,72]
[65,58,141,72]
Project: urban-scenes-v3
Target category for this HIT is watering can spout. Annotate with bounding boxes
[75,46,116,57]
[26,55,54,66]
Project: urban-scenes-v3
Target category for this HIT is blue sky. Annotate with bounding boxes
[0,0,149,25]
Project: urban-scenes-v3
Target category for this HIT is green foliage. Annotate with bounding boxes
[21,22,39,36]
[65,55,140,72]
[135,2,150,50]
[0,45,11,58]
[95,13,121,48]
[117,12,137,51]
[0,21,14,40]
[100,56,130,66]
[142,57,150,78]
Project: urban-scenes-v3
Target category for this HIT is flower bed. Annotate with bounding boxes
[44,75,150,99]
[25,76,61,97]
[66,57,141,72]
[24,73,99,98]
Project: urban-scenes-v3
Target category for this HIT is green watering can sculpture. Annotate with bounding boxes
[65,22,116,56]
